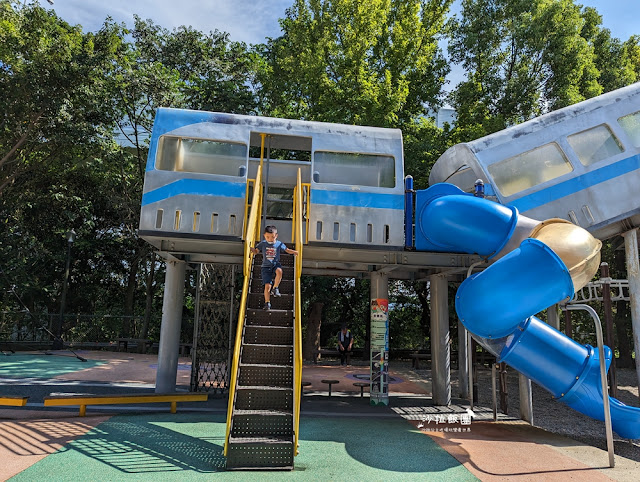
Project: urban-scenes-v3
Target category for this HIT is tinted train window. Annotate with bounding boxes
[618,111,640,148]
[313,151,395,188]
[488,143,572,197]
[156,136,247,176]
[567,124,623,166]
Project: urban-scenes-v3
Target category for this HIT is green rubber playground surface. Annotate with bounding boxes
[10,413,476,481]
[0,354,104,378]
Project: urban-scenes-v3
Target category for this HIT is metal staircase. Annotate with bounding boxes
[225,254,296,470]
[224,163,305,470]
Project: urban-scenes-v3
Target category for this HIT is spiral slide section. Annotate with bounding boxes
[415,183,640,439]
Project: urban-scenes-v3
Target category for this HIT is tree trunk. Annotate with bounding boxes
[141,252,156,340]
[303,302,323,361]
[416,281,431,344]
[122,253,141,337]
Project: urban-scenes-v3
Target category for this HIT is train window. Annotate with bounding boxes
[211,213,218,233]
[567,124,623,166]
[618,111,640,148]
[155,209,163,229]
[488,143,572,197]
[313,151,395,188]
[156,136,247,176]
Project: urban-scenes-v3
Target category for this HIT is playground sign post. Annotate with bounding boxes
[370,298,389,405]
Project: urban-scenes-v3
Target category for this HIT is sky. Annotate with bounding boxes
[46,0,639,45]
[45,0,639,89]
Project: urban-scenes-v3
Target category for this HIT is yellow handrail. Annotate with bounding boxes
[302,183,311,245]
[293,168,304,454]
[224,163,263,456]
[242,134,265,240]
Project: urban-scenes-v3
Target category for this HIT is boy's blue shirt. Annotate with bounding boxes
[255,240,288,267]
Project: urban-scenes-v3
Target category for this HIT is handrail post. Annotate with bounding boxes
[224,164,263,456]
[293,168,304,455]
[563,304,615,468]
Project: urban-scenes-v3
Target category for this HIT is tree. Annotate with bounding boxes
[257,0,452,127]
[131,16,257,115]
[448,0,602,137]
[580,7,637,93]
[0,1,126,322]
[0,1,123,196]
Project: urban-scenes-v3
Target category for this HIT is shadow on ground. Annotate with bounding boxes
[10,412,475,481]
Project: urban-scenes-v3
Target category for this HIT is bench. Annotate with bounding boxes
[313,347,363,364]
[313,348,339,363]
[409,353,431,369]
[0,396,28,407]
[117,338,152,353]
[43,392,208,417]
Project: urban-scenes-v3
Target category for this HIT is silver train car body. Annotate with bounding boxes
[139,108,405,253]
[430,82,640,240]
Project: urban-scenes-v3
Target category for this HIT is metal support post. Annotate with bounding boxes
[564,309,573,338]
[519,374,534,424]
[457,320,469,399]
[430,274,451,406]
[547,304,560,330]
[623,229,640,402]
[499,362,508,414]
[156,259,187,393]
[491,363,497,421]
[600,262,617,397]
[468,332,474,410]
[564,304,615,468]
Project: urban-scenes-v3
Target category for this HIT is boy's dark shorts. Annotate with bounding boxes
[261,263,282,285]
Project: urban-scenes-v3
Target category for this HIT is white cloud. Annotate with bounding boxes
[49,0,293,44]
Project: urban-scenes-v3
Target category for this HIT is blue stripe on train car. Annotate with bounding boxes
[312,190,404,210]
[141,179,246,206]
[510,153,640,213]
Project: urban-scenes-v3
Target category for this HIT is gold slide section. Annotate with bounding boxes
[529,218,602,292]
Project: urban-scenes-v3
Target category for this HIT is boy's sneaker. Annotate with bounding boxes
[270,287,281,297]
[263,302,271,311]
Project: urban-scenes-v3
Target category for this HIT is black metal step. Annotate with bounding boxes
[253,254,295,267]
[241,344,293,365]
[246,309,293,327]
[235,387,293,411]
[250,279,293,294]
[231,412,293,437]
[238,364,293,388]
[226,435,294,470]
[243,325,293,345]
[252,266,294,280]
[233,409,293,416]
[248,293,293,310]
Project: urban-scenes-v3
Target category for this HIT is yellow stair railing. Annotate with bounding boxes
[292,168,305,455]
[224,153,264,457]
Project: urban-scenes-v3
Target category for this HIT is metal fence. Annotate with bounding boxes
[0,311,162,346]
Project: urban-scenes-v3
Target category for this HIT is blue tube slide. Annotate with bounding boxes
[415,183,640,439]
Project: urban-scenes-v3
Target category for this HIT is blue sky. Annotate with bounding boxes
[47,0,638,90]
[48,0,639,45]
